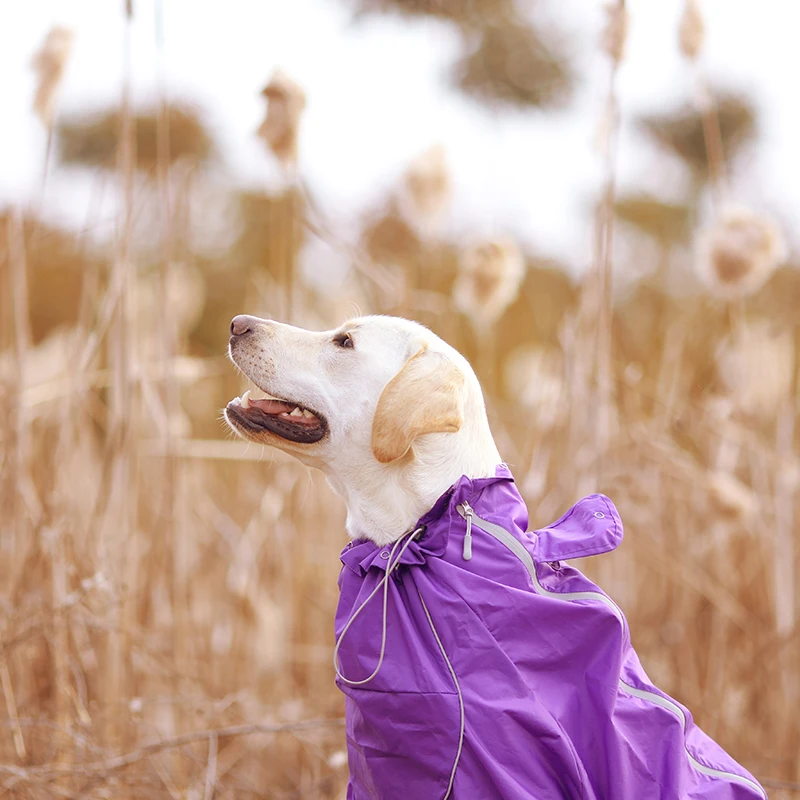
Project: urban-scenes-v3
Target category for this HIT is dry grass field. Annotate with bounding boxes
[1,2,799,798]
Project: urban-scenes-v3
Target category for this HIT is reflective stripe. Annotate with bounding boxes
[456,505,767,800]
[456,505,625,624]
[618,682,767,797]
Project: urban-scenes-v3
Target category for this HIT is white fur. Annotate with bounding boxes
[225,315,502,545]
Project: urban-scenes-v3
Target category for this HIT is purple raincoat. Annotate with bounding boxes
[334,466,765,799]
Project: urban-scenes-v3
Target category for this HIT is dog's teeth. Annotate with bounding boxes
[280,411,291,417]
[302,409,315,419]
[240,390,251,409]
[290,407,303,417]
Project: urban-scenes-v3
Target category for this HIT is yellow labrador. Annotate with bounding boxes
[224,314,501,544]
[223,314,769,800]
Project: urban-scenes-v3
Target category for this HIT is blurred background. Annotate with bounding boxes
[1,0,799,796]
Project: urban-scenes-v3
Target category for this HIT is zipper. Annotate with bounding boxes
[454,503,767,799]
[456,503,625,625]
[461,502,474,560]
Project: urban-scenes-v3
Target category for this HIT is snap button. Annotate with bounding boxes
[379,551,390,559]
[594,511,605,519]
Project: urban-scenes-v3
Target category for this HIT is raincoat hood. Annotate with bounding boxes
[335,465,765,799]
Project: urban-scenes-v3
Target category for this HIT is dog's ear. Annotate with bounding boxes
[371,347,465,464]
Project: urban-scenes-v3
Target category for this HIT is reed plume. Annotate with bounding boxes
[452,236,524,328]
[30,26,74,127]
[397,144,451,236]
[678,0,705,61]
[257,70,307,167]
[694,207,786,299]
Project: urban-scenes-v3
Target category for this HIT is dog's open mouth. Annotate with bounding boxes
[226,389,327,444]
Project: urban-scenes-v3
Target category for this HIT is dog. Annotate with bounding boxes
[225,314,766,800]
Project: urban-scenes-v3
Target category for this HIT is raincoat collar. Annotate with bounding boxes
[340,464,623,576]
[340,464,515,576]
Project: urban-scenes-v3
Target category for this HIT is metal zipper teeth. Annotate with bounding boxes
[455,504,767,800]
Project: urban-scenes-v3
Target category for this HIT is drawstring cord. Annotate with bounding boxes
[333,525,423,686]
[417,587,465,800]
[333,525,466,800]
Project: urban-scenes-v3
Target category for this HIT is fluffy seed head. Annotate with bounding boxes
[257,70,307,167]
[695,208,787,299]
[397,144,451,235]
[678,0,705,60]
[30,26,74,127]
[600,1,629,64]
[716,321,793,419]
[452,236,525,328]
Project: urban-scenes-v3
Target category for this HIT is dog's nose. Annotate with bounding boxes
[230,315,258,337]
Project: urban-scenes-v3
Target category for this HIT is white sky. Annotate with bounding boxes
[1,0,798,271]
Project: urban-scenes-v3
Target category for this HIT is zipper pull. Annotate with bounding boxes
[461,502,473,560]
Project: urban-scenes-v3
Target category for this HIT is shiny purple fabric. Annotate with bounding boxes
[335,466,765,799]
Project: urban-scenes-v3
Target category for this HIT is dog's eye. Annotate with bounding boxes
[333,332,354,349]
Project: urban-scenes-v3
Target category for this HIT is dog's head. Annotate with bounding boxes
[224,314,500,541]
[225,315,472,464]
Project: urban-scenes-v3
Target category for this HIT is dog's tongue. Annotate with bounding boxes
[237,391,320,426]
[249,398,293,414]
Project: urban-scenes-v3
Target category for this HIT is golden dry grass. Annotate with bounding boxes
[2,185,799,797]
[1,8,799,799]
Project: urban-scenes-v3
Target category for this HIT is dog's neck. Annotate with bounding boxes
[325,400,502,546]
